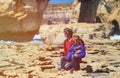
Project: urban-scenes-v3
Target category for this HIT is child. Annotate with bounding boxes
[59,35,86,73]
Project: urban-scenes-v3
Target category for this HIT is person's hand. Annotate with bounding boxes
[75,50,81,54]
[74,50,81,57]
[74,53,78,57]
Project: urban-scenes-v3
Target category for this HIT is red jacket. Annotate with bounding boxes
[63,38,72,56]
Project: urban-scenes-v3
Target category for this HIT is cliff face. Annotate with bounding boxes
[43,3,72,25]
[0,0,48,41]
[70,0,120,36]
[72,0,120,26]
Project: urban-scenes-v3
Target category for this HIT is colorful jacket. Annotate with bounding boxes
[63,38,72,56]
[65,44,86,60]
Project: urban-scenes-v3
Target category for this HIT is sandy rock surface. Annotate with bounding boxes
[0,39,119,78]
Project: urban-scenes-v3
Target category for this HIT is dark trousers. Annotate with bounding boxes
[60,56,80,70]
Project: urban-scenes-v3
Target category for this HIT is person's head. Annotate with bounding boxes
[72,35,80,46]
[64,27,73,38]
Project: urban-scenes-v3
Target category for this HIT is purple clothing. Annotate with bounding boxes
[65,44,86,60]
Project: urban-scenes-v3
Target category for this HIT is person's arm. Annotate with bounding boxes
[75,50,81,54]
[77,45,86,58]
[60,46,67,56]
[65,51,72,60]
[65,45,73,60]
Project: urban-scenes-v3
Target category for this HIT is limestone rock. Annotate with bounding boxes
[0,0,49,41]
[71,0,120,28]
[0,39,119,78]
[40,23,112,44]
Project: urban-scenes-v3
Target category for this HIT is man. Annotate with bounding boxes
[62,27,73,56]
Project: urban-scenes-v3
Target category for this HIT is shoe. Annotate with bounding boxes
[69,68,77,74]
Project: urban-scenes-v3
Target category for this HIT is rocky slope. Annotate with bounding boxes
[0,1,120,78]
[0,39,119,78]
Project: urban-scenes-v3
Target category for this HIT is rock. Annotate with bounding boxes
[18,73,29,78]
[107,72,120,78]
[82,34,94,40]
[85,65,93,73]
[25,66,42,73]
[0,0,49,41]
[41,65,55,71]
[0,39,119,77]
[71,0,120,28]
[3,70,17,76]
[40,23,112,44]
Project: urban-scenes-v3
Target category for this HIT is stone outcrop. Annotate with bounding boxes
[97,0,120,23]
[71,0,120,27]
[0,39,119,78]
[39,23,113,45]
[0,0,49,41]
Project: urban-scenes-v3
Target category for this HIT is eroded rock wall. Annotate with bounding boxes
[0,0,48,41]
[39,23,113,45]
[71,0,120,26]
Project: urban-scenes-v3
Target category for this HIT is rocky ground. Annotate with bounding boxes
[0,39,119,78]
[0,1,120,78]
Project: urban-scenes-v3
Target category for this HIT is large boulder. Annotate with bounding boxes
[0,0,49,41]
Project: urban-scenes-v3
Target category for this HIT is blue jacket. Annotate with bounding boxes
[65,44,86,60]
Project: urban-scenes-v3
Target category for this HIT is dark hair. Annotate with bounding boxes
[72,35,85,47]
[72,35,80,40]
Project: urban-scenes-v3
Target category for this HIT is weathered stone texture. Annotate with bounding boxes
[0,0,48,41]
